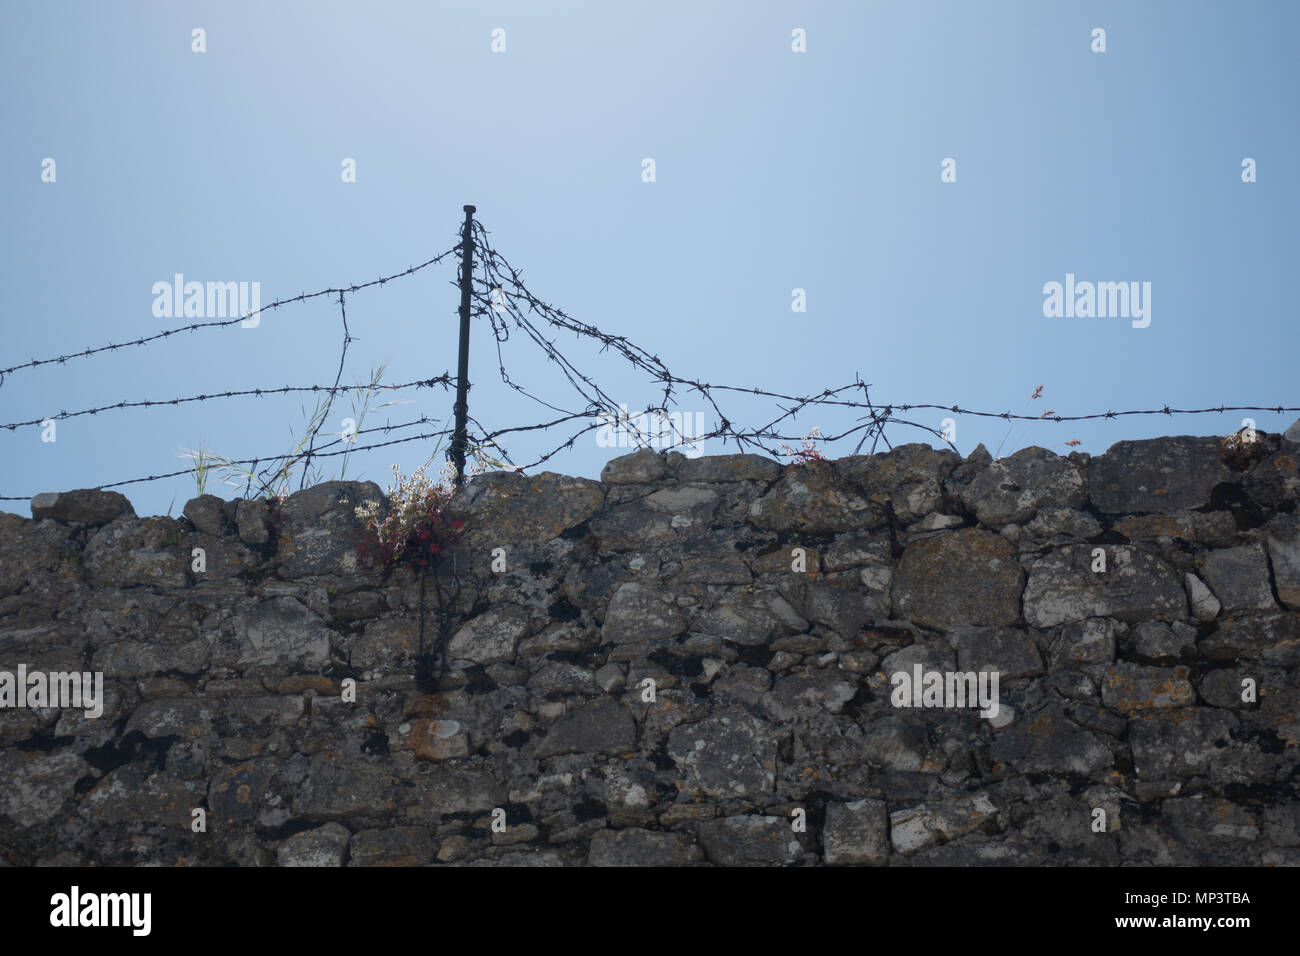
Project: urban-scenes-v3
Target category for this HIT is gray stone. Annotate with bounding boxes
[1024,507,1102,540]
[278,822,352,866]
[1090,436,1233,514]
[1047,618,1118,666]
[1023,545,1186,627]
[697,815,802,865]
[349,827,436,866]
[84,517,187,589]
[236,498,271,545]
[276,480,382,578]
[1130,710,1238,777]
[410,766,508,819]
[448,605,531,665]
[594,663,625,692]
[183,494,226,534]
[0,514,64,597]
[1199,613,1300,668]
[31,489,134,525]
[602,582,685,644]
[892,529,1024,629]
[860,715,932,772]
[762,673,856,722]
[836,444,962,523]
[127,699,214,740]
[1200,545,1275,612]
[587,828,703,866]
[959,447,1086,527]
[690,591,806,646]
[747,461,879,534]
[0,750,90,827]
[1164,797,1260,861]
[1198,669,1255,710]
[184,532,256,580]
[988,704,1112,775]
[1131,621,1196,659]
[711,664,773,707]
[801,577,879,639]
[535,698,636,758]
[1266,516,1300,610]
[910,513,964,532]
[821,533,893,572]
[668,553,752,587]
[1101,662,1194,714]
[1243,443,1300,509]
[879,639,957,675]
[643,484,719,516]
[600,448,668,484]
[823,799,889,866]
[79,767,207,827]
[1185,572,1222,621]
[950,626,1043,679]
[207,760,284,827]
[890,790,998,855]
[667,710,777,799]
[676,454,782,483]
[450,472,604,549]
[234,597,331,671]
[528,662,602,696]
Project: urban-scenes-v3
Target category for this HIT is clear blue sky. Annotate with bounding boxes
[2,0,1296,517]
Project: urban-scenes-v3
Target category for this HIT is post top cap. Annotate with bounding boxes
[463,204,477,214]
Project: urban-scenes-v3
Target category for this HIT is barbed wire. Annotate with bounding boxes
[0,246,461,384]
[0,376,453,431]
[466,220,1298,471]
[0,417,454,500]
[0,239,464,500]
[3,216,1295,506]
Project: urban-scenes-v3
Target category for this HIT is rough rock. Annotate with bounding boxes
[1090,437,1233,513]
[959,447,1086,527]
[31,489,134,525]
[824,799,889,866]
[587,828,703,866]
[892,529,1023,629]
[278,822,352,866]
[1023,545,1185,627]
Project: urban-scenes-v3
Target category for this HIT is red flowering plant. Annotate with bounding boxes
[354,462,466,572]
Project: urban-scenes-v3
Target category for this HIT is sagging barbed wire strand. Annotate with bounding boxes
[468,223,1298,468]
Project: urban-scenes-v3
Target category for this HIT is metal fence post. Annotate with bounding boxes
[450,204,476,487]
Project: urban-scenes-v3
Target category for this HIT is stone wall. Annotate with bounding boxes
[1,432,1298,866]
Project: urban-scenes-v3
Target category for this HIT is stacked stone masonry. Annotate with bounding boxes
[1,432,1298,866]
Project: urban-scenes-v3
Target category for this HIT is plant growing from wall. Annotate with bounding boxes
[778,426,827,464]
[179,363,395,502]
[353,443,503,691]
